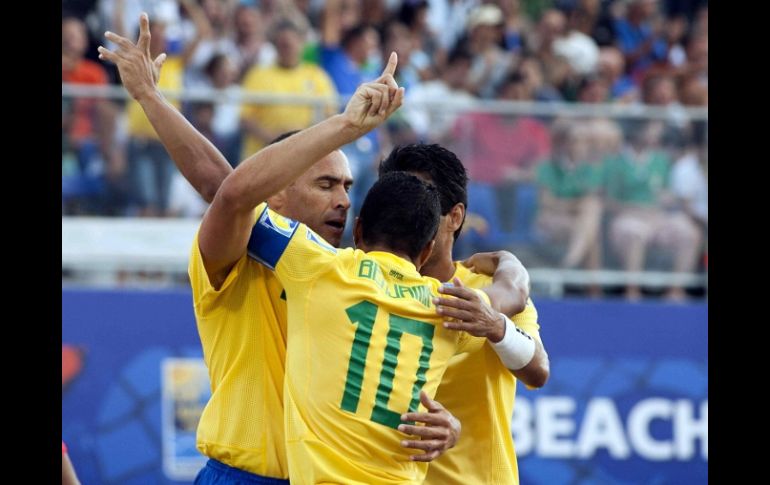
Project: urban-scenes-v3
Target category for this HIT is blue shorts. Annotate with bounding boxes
[194,459,290,485]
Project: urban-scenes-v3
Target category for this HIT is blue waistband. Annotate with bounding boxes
[204,459,290,484]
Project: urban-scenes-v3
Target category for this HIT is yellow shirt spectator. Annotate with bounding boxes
[240,63,337,159]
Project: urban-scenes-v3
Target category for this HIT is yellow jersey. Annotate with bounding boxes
[424,263,542,485]
[240,64,337,159]
[188,220,290,477]
[247,203,487,484]
[126,56,184,139]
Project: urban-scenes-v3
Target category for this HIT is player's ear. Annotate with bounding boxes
[415,239,436,271]
[447,203,465,233]
[353,217,363,249]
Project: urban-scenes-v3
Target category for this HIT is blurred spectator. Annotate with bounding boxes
[497,0,530,54]
[320,0,382,213]
[258,0,312,35]
[357,0,387,26]
[613,0,667,81]
[526,8,567,72]
[232,5,277,80]
[402,47,476,141]
[426,0,478,54]
[682,32,707,89]
[397,0,440,78]
[168,171,209,218]
[535,121,604,276]
[517,54,564,102]
[240,19,337,158]
[660,14,688,69]
[462,3,515,99]
[452,73,551,233]
[589,117,624,162]
[568,0,617,47]
[691,3,707,36]
[320,6,380,96]
[202,54,243,165]
[576,74,609,103]
[641,71,688,128]
[181,0,236,89]
[679,75,707,106]
[99,0,183,53]
[664,127,707,229]
[604,120,701,300]
[62,16,119,213]
[597,46,638,102]
[123,16,185,216]
[553,8,600,76]
[381,21,423,90]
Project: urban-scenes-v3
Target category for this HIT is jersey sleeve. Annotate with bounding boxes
[246,202,338,284]
[189,230,251,317]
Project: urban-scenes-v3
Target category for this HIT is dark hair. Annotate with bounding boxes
[447,45,473,66]
[267,130,301,146]
[398,0,429,28]
[359,172,441,260]
[497,71,527,96]
[342,24,375,49]
[379,144,468,240]
[204,53,229,79]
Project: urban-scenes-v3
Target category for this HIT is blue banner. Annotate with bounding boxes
[62,289,707,484]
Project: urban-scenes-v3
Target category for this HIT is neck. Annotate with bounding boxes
[419,241,455,281]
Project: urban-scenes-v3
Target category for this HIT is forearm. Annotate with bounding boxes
[511,336,550,388]
[492,316,550,388]
[138,91,232,202]
[217,113,359,212]
[484,252,530,316]
[199,114,360,285]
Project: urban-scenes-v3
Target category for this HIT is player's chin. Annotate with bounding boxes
[320,223,345,247]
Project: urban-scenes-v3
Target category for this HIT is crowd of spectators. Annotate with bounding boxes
[63,0,707,295]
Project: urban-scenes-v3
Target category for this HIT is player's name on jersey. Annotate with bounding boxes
[357,259,432,308]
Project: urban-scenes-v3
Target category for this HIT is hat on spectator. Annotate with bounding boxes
[468,4,504,30]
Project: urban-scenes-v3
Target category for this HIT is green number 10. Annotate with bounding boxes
[340,300,435,429]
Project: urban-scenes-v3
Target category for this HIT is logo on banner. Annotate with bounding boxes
[161,358,210,481]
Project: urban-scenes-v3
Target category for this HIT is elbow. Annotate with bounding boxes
[511,285,529,315]
[528,366,550,389]
[522,352,550,389]
[200,183,219,205]
[200,169,229,204]
[215,176,251,214]
[497,284,528,316]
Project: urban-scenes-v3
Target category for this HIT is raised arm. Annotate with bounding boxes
[463,251,529,316]
[437,278,550,388]
[198,53,404,287]
[99,13,231,203]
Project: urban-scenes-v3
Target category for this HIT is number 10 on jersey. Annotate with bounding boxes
[341,300,435,429]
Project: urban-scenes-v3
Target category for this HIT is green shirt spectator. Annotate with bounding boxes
[536,160,604,199]
[604,150,670,206]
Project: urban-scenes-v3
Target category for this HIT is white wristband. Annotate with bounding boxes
[491,314,536,371]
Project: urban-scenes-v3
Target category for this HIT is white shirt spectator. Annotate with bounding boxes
[670,151,708,225]
[167,172,209,218]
